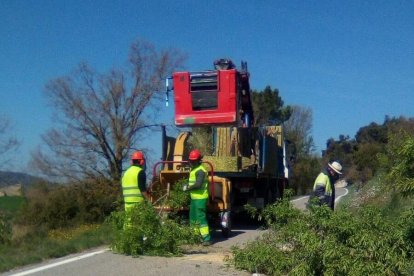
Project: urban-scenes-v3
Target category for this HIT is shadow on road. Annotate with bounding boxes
[209,215,265,244]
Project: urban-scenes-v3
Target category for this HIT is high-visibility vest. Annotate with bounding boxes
[189,164,209,200]
[121,166,144,206]
[312,172,332,196]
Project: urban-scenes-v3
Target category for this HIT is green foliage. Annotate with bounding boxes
[383,131,414,196]
[355,121,388,144]
[0,222,112,272]
[18,179,119,230]
[352,142,382,176]
[231,199,414,275]
[326,116,414,186]
[245,189,302,227]
[109,202,199,257]
[289,156,320,196]
[251,85,291,126]
[324,135,355,171]
[163,178,191,212]
[0,196,22,245]
[0,196,25,214]
[0,213,12,245]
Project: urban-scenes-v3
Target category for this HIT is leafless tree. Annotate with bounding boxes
[31,40,186,184]
[283,105,315,158]
[0,115,19,168]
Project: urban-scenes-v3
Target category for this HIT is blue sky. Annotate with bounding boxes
[1,1,413,171]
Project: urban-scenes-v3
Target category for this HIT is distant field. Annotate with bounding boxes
[0,196,25,213]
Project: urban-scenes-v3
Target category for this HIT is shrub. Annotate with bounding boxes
[163,178,191,212]
[289,156,321,196]
[384,131,414,196]
[231,200,414,275]
[0,196,25,214]
[0,213,12,244]
[109,201,199,257]
[18,179,119,230]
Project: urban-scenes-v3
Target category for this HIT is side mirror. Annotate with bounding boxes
[165,77,173,92]
[165,77,174,107]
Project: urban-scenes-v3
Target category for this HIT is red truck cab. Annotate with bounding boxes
[172,59,253,127]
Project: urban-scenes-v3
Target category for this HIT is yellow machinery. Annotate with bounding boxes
[149,60,289,237]
[148,125,288,237]
[149,129,231,212]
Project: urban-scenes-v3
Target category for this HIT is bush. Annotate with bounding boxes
[0,213,12,244]
[109,202,199,257]
[384,131,414,196]
[18,179,119,230]
[163,178,191,212]
[289,156,321,196]
[0,196,25,214]
[231,200,414,275]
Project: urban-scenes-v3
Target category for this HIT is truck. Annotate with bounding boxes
[148,59,289,237]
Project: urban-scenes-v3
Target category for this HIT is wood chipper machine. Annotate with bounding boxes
[147,59,289,237]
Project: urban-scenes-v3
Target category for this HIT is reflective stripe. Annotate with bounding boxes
[200,225,210,237]
[313,172,332,196]
[123,187,141,190]
[125,200,143,205]
[123,194,143,197]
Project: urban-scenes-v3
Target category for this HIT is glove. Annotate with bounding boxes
[182,185,188,192]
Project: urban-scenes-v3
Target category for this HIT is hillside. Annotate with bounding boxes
[0,171,43,188]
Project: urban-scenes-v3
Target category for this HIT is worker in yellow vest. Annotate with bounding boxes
[121,151,149,213]
[182,149,211,246]
[309,161,343,210]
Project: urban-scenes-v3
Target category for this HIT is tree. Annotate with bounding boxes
[355,122,388,144]
[323,116,414,185]
[282,106,317,195]
[283,105,315,158]
[251,86,291,126]
[323,135,356,182]
[0,115,19,167]
[31,40,186,184]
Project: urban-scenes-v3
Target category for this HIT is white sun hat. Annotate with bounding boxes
[328,161,343,175]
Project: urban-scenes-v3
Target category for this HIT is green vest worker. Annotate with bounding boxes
[182,149,211,246]
[309,161,343,210]
[121,151,149,212]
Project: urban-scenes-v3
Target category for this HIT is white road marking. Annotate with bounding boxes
[8,249,108,276]
[291,187,349,203]
[335,187,349,202]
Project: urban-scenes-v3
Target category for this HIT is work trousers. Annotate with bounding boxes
[190,198,210,241]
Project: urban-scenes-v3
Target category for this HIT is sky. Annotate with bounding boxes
[1,1,413,172]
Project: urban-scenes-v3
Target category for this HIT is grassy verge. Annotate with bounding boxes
[0,223,112,273]
[0,196,25,214]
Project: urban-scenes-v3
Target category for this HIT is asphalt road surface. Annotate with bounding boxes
[3,228,257,276]
[3,187,348,276]
[291,186,348,211]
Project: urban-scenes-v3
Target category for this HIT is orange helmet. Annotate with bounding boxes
[131,151,145,165]
[189,149,202,161]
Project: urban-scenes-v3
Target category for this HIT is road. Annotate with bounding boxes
[291,186,348,210]
[3,228,257,276]
[3,187,348,276]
